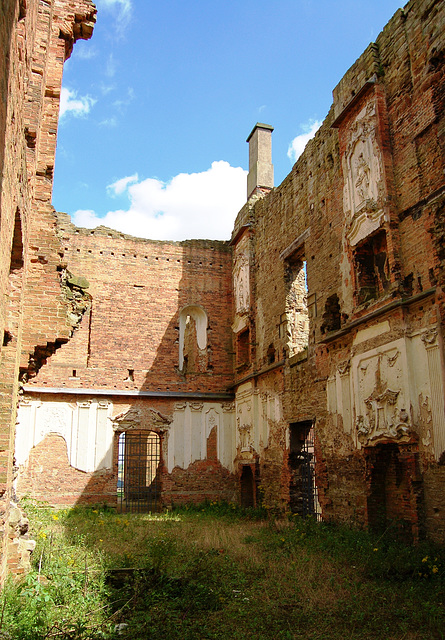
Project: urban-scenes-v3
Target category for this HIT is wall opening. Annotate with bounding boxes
[236,328,250,368]
[118,431,161,513]
[366,444,424,543]
[354,230,390,305]
[9,207,24,273]
[284,256,309,357]
[289,421,321,519]
[321,293,341,334]
[240,464,255,508]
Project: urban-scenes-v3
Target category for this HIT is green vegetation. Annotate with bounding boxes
[2,500,445,639]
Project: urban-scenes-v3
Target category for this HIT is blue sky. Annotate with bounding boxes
[54,0,404,241]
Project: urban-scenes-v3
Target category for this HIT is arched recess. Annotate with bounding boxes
[178,305,208,373]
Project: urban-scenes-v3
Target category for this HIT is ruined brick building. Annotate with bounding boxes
[1,0,445,579]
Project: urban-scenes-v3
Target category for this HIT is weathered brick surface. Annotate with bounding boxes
[0,0,96,582]
[2,0,445,588]
[231,0,445,539]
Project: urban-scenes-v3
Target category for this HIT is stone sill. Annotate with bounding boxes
[288,350,308,367]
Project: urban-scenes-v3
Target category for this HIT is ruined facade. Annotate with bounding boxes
[1,0,445,582]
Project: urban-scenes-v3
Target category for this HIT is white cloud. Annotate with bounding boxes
[99,117,118,127]
[60,87,96,119]
[287,119,322,163]
[113,87,135,111]
[105,54,116,79]
[107,174,138,196]
[74,43,97,60]
[72,161,247,241]
[96,0,132,29]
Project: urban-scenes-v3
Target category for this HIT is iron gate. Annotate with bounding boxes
[289,422,321,520]
[117,431,161,513]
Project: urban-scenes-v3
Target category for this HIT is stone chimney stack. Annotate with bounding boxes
[246,123,274,198]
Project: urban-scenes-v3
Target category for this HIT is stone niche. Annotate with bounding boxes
[327,328,445,460]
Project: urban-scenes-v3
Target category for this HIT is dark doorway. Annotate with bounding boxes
[289,421,321,519]
[240,465,255,508]
[118,431,161,513]
[366,444,423,543]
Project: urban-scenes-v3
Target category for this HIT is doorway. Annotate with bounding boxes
[240,464,255,508]
[118,431,161,512]
[289,421,321,519]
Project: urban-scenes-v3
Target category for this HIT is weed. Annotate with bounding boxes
[2,501,444,639]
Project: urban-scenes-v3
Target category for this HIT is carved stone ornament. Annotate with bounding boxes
[233,252,250,314]
[112,407,172,432]
[356,388,413,445]
[337,360,350,376]
[421,328,438,348]
[238,423,252,452]
[342,100,385,246]
[387,350,400,367]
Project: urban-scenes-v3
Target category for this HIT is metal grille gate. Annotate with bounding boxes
[289,422,321,520]
[117,431,161,513]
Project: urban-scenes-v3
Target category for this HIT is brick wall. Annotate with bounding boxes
[26,214,234,392]
[233,0,445,539]
[0,0,96,581]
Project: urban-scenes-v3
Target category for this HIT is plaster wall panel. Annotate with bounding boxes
[351,338,412,447]
[190,403,203,463]
[76,402,90,471]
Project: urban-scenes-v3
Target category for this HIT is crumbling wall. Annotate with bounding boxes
[25,215,234,392]
[237,0,445,539]
[0,0,96,581]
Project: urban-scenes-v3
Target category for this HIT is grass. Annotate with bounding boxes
[1,500,444,640]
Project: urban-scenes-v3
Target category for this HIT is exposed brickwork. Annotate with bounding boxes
[26,214,234,392]
[18,434,117,505]
[0,0,96,581]
[231,0,445,540]
[2,0,445,587]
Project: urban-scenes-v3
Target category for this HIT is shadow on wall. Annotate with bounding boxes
[17,240,236,512]
[0,0,16,224]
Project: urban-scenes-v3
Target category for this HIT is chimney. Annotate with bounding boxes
[246,123,274,198]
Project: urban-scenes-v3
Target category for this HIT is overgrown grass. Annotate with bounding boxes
[2,500,444,639]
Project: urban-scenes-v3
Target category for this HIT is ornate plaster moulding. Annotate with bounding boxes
[355,387,415,446]
[347,206,386,246]
[111,407,172,432]
[238,422,253,452]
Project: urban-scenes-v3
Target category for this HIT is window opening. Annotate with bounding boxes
[236,328,250,368]
[321,294,341,334]
[289,421,321,520]
[117,431,161,513]
[9,207,24,273]
[266,343,276,365]
[285,257,309,356]
[354,230,390,305]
